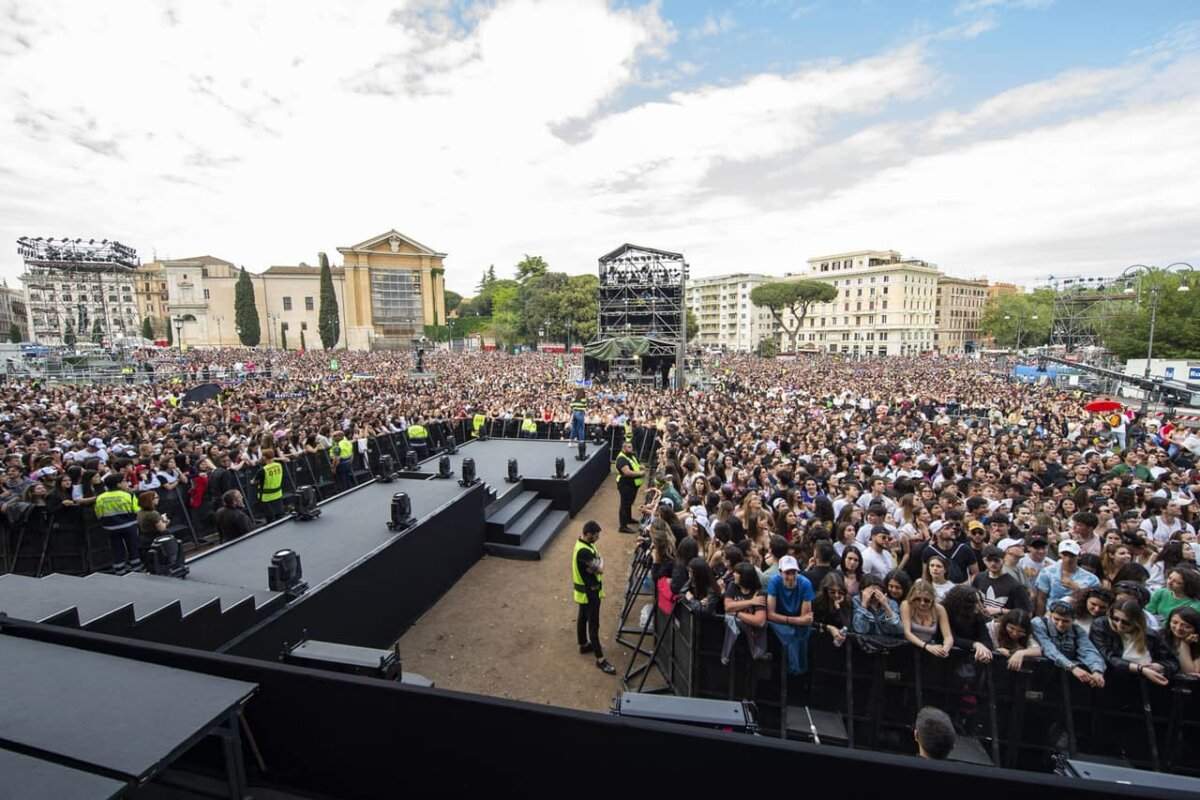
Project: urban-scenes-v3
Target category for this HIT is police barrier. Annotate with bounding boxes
[634,584,1200,775]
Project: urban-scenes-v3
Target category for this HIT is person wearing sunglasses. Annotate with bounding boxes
[901,579,953,657]
[1089,598,1179,687]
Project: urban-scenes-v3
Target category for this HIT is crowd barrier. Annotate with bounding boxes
[1,417,659,578]
[623,557,1200,775]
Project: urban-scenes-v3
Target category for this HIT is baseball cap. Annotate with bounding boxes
[1058,539,1081,556]
[779,555,800,573]
[966,520,985,533]
[997,538,1023,553]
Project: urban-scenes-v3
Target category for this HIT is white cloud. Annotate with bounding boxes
[689,11,734,39]
[0,0,1196,298]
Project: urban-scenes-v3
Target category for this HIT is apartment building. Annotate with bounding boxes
[935,276,989,353]
[782,250,939,356]
[686,273,776,352]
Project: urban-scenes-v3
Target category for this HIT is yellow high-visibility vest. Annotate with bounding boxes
[572,539,604,604]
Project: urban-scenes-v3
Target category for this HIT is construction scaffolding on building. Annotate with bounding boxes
[17,237,141,346]
[588,244,687,388]
[1045,273,1130,354]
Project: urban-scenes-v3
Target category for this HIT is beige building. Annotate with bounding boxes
[686,273,776,352]
[988,282,1021,301]
[935,276,989,354]
[162,230,446,351]
[0,282,27,341]
[782,250,939,356]
[133,261,171,337]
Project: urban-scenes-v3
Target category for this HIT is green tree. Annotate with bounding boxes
[979,290,1053,349]
[63,319,76,347]
[757,338,778,358]
[750,280,837,351]
[141,317,153,340]
[515,255,548,282]
[9,323,21,343]
[476,265,498,294]
[91,318,103,344]
[300,327,307,351]
[685,308,698,342]
[317,252,340,349]
[166,318,173,346]
[280,323,288,351]
[1098,271,1200,360]
[234,267,261,346]
[444,290,463,313]
[489,282,522,345]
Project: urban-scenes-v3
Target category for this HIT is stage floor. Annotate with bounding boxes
[186,478,469,593]
[416,438,599,504]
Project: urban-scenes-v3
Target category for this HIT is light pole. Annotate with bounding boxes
[212,314,224,347]
[172,316,184,352]
[1004,312,1038,352]
[1119,263,1194,412]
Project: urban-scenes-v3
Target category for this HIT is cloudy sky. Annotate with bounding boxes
[1,0,1198,294]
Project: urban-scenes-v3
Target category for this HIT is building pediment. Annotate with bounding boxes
[337,230,446,258]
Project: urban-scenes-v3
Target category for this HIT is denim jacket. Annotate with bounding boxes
[851,596,903,638]
[1032,616,1105,674]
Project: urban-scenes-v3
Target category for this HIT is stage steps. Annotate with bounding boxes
[483,489,570,561]
[0,570,285,648]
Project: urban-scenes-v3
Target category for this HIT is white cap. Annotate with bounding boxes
[998,538,1024,553]
[779,555,800,573]
[1058,539,1081,556]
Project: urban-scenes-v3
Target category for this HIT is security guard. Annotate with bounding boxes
[121,365,134,385]
[569,390,587,444]
[328,431,355,493]
[256,448,286,522]
[520,414,538,439]
[573,520,616,674]
[407,417,430,460]
[615,439,645,533]
[471,409,487,439]
[95,473,142,573]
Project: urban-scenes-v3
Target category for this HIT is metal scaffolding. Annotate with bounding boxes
[595,244,688,387]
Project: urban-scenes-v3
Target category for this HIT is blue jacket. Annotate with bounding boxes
[1032,615,1105,674]
[851,596,903,638]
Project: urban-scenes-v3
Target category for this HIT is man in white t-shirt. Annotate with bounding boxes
[1140,500,1195,545]
[861,526,897,580]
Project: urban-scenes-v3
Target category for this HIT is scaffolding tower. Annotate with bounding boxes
[595,244,688,387]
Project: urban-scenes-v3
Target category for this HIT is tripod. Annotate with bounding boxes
[616,539,655,650]
[621,587,681,694]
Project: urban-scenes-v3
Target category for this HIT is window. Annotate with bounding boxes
[305,296,314,311]
[881,315,887,323]
[281,322,289,331]
[301,322,308,330]
[282,297,293,311]
[203,289,210,299]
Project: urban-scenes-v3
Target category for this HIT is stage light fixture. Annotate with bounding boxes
[505,458,521,483]
[555,457,566,478]
[377,454,395,483]
[437,455,454,479]
[405,450,420,470]
[147,535,188,578]
[294,485,321,521]
[459,457,478,487]
[445,435,457,454]
[386,492,414,531]
[268,549,308,597]
[576,441,587,461]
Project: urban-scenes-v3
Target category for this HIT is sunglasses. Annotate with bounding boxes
[1112,616,1133,627]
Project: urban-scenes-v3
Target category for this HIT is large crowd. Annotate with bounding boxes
[3,348,1200,729]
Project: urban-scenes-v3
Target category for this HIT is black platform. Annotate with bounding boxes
[0,746,126,800]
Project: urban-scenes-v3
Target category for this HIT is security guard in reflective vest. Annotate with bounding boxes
[471,411,487,439]
[520,415,538,439]
[573,520,616,674]
[256,448,286,522]
[329,431,355,493]
[407,418,430,460]
[615,439,645,533]
[95,473,142,573]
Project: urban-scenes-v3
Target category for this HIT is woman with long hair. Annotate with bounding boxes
[922,554,954,602]
[1146,566,1200,624]
[683,557,724,618]
[1147,540,1197,591]
[1100,542,1133,589]
[901,579,953,657]
[1070,587,1113,634]
[812,572,853,645]
[988,609,1042,670]
[837,546,864,598]
[1089,597,1179,686]
[943,585,994,663]
[1166,606,1200,677]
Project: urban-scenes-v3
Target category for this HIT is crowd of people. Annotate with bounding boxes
[3,347,1200,733]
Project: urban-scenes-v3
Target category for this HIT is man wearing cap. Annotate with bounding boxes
[997,537,1026,582]
[765,555,814,675]
[973,545,1032,617]
[1033,539,1099,616]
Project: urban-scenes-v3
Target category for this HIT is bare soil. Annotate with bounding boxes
[396,476,643,711]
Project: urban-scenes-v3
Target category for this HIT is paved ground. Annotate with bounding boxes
[396,474,645,712]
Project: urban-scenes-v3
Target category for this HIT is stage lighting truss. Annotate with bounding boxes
[597,244,688,359]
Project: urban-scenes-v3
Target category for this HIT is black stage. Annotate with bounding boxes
[0,438,609,661]
[0,747,126,800]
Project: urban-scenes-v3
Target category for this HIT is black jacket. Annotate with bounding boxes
[1088,617,1179,677]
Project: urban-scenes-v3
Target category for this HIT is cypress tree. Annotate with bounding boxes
[91,318,103,343]
[9,323,20,343]
[318,252,339,349]
[280,323,288,351]
[234,267,261,346]
[141,316,153,340]
[166,318,173,346]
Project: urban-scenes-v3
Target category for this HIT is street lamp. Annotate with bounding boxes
[212,314,224,347]
[172,316,184,351]
[1120,263,1194,412]
[1004,312,1038,352]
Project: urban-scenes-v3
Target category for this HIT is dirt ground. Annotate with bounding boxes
[396,476,644,712]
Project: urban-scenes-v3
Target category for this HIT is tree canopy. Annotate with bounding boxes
[444,290,463,313]
[1097,271,1200,360]
[317,252,340,349]
[979,290,1053,349]
[750,280,836,351]
[235,267,261,347]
